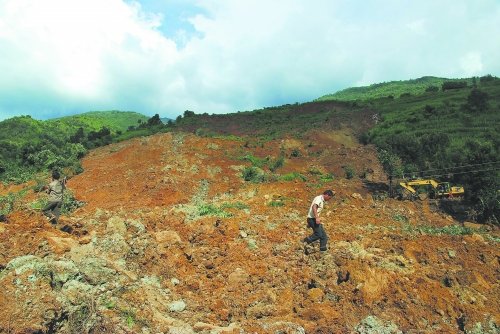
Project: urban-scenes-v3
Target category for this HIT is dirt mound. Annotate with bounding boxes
[1,130,499,333]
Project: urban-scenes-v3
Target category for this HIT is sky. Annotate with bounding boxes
[0,0,499,121]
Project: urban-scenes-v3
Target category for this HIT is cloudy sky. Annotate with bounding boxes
[1,0,499,121]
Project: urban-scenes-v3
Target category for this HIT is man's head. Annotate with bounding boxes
[52,170,60,180]
[323,189,335,201]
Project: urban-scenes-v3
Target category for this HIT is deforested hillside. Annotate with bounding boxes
[1,98,499,333]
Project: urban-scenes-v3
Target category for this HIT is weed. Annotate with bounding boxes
[319,173,335,183]
[0,193,16,216]
[343,165,356,179]
[268,200,285,207]
[279,172,307,182]
[290,148,301,157]
[392,213,409,223]
[416,224,473,236]
[240,154,268,168]
[103,300,116,310]
[242,167,266,183]
[247,238,258,250]
[198,204,233,218]
[269,155,285,172]
[221,202,249,210]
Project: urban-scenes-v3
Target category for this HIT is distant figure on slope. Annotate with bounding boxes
[303,189,335,254]
[42,169,66,225]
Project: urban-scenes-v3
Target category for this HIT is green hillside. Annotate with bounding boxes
[51,111,148,132]
[361,76,500,223]
[0,111,152,183]
[317,76,475,101]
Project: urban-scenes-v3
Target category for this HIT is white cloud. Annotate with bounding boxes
[0,0,499,121]
[460,52,483,76]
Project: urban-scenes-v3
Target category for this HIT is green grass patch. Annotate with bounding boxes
[198,204,233,218]
[221,202,249,210]
[268,200,285,207]
[279,172,307,182]
[415,224,473,236]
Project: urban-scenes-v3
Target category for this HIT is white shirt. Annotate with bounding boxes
[307,195,325,218]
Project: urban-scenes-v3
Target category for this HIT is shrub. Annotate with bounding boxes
[279,172,307,182]
[442,81,467,91]
[269,155,285,172]
[242,167,265,183]
[198,204,232,218]
[343,166,355,179]
[290,148,301,157]
[465,88,489,112]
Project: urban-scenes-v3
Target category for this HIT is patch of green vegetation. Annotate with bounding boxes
[269,155,285,172]
[198,204,233,218]
[268,200,285,207]
[343,165,356,179]
[416,224,473,236]
[0,188,29,215]
[240,154,268,168]
[247,238,258,250]
[221,202,249,210]
[0,112,168,184]
[279,172,307,182]
[317,76,475,101]
[319,172,335,183]
[393,213,409,224]
[241,166,266,183]
[363,77,500,224]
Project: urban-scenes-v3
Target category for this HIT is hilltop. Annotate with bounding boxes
[1,97,499,333]
[316,76,475,101]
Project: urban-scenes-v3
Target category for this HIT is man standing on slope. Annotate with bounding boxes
[42,170,66,225]
[303,189,335,253]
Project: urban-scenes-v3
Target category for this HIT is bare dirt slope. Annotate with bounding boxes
[0,129,499,334]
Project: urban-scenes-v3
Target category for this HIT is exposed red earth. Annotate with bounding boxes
[1,129,498,333]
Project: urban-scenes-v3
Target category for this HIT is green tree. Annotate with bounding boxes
[378,149,403,197]
[465,88,489,112]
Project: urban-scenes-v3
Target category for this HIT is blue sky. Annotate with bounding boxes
[0,0,499,121]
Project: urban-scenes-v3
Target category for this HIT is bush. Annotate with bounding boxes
[442,81,467,91]
[343,166,355,179]
[242,167,266,183]
[290,148,301,157]
[269,155,285,172]
[465,88,489,112]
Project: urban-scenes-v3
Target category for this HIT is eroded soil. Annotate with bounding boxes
[1,130,498,333]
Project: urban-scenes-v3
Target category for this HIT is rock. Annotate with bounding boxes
[47,236,79,254]
[246,303,275,318]
[263,322,305,334]
[239,230,248,238]
[351,193,363,200]
[155,230,182,246]
[355,315,402,334]
[193,322,241,333]
[171,278,180,286]
[106,216,127,235]
[169,300,186,312]
[78,257,117,285]
[463,221,483,229]
[307,288,324,302]
[228,268,249,287]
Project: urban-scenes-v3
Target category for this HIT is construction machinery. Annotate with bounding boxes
[398,179,464,200]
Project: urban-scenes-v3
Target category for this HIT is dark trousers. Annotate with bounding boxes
[305,218,328,251]
[43,200,62,224]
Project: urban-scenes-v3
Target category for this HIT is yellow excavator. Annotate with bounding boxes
[399,179,465,200]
